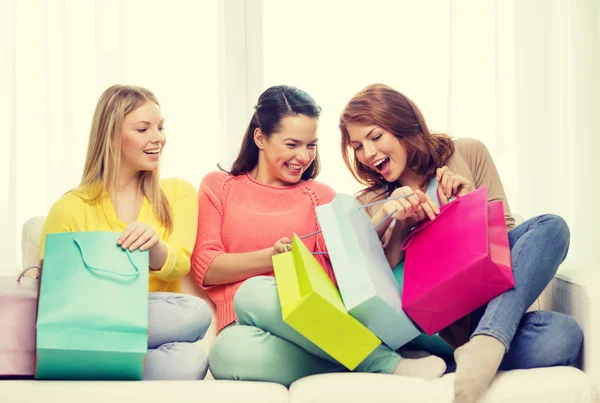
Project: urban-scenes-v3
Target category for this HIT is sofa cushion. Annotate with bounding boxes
[2,380,289,403]
[288,367,596,403]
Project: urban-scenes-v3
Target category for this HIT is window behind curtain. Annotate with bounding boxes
[261,0,450,195]
[1,0,220,275]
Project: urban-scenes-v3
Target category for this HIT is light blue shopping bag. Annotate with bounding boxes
[315,194,420,350]
[36,231,149,380]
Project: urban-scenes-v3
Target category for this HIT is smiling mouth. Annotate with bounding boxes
[285,163,304,174]
[144,149,160,155]
[372,157,389,173]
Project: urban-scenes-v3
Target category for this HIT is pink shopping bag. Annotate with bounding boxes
[401,186,514,335]
[0,267,39,378]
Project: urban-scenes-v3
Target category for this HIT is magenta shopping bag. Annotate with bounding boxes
[0,267,39,378]
[401,186,514,335]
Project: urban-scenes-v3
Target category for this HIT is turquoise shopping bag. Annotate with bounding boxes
[393,262,455,356]
[36,232,149,380]
[315,194,420,350]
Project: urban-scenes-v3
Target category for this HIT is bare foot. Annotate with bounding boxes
[453,335,505,403]
[393,355,446,380]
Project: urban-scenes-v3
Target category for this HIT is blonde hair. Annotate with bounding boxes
[79,84,173,233]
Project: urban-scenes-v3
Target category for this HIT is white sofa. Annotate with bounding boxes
[3,216,599,403]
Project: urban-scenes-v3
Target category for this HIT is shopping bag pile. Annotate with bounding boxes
[273,179,514,368]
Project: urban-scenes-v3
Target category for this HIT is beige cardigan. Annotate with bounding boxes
[358,137,514,348]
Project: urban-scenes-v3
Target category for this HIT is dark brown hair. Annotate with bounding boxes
[339,83,454,200]
[225,85,322,180]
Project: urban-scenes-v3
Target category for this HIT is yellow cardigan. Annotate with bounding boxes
[39,178,198,293]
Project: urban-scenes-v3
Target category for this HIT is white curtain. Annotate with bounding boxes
[449,0,600,273]
[261,0,599,272]
[2,0,599,275]
[1,0,221,275]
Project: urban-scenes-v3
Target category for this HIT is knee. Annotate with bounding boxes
[144,343,209,380]
[542,214,570,255]
[553,314,583,366]
[208,326,261,381]
[233,276,279,325]
[536,312,583,367]
[150,293,212,342]
[176,294,212,341]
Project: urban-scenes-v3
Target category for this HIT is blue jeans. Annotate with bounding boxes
[445,214,583,372]
[143,292,212,380]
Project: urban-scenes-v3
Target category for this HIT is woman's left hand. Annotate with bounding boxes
[405,194,440,227]
[436,166,475,203]
[117,221,161,252]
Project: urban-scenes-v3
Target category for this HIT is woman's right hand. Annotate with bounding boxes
[273,237,293,255]
[382,186,439,224]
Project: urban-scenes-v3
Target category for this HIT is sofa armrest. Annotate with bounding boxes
[539,267,599,390]
[21,216,45,270]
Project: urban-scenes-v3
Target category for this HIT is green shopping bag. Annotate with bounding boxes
[273,234,380,370]
[36,232,149,380]
[392,262,454,356]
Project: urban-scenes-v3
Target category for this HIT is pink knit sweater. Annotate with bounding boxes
[191,171,337,332]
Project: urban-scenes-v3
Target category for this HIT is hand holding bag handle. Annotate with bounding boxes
[73,239,140,279]
[400,184,488,251]
[293,192,418,244]
[400,196,462,251]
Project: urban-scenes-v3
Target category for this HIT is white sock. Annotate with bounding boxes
[393,355,446,380]
[453,335,505,403]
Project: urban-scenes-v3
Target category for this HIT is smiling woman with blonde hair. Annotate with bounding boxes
[79,85,173,230]
[39,84,212,380]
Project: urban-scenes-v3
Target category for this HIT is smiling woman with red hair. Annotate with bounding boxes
[339,83,583,403]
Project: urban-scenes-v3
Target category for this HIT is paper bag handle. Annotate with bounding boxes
[73,239,140,279]
[400,197,461,251]
[16,265,41,282]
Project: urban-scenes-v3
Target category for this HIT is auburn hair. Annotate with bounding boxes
[340,83,454,201]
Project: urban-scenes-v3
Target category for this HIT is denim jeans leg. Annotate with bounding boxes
[471,214,570,349]
[148,292,212,348]
[445,309,583,374]
[144,292,212,380]
[499,310,583,370]
[144,342,209,380]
